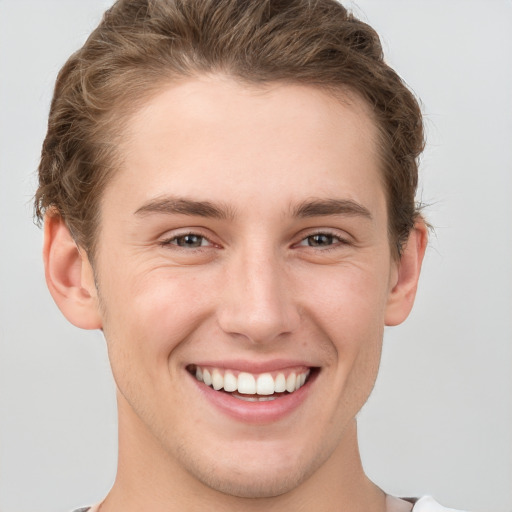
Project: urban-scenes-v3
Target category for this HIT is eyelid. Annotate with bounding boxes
[158,229,219,249]
[294,228,352,248]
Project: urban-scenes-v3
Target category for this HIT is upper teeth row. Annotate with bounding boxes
[195,367,310,395]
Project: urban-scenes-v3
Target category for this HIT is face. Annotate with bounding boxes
[90,77,403,498]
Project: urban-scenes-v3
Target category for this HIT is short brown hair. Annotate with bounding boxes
[35,0,424,260]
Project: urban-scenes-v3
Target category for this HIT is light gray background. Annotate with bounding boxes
[0,1,511,511]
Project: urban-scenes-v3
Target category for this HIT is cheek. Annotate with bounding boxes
[301,262,391,343]
[100,269,212,380]
[321,273,387,411]
[299,262,389,393]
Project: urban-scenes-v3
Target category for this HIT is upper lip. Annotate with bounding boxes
[186,359,315,374]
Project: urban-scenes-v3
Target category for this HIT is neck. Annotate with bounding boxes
[101,394,386,512]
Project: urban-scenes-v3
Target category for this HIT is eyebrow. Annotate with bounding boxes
[134,196,372,221]
[292,198,372,220]
[134,196,236,220]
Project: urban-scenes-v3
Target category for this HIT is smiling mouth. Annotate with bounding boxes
[187,364,315,402]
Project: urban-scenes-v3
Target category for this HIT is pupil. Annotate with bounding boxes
[179,234,202,247]
[309,234,333,246]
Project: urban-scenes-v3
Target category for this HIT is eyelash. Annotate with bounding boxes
[296,231,350,251]
[159,230,350,251]
[159,231,213,250]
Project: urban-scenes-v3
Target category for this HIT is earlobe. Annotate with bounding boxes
[385,221,428,326]
[43,212,102,330]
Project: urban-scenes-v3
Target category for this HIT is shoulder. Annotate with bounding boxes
[412,496,470,512]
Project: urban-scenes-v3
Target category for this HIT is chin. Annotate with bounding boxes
[197,466,306,499]
[178,441,329,500]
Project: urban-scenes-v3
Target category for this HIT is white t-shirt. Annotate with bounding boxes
[412,496,467,512]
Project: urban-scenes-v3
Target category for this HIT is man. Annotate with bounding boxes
[35,0,465,510]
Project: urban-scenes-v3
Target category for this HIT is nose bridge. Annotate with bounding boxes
[218,241,299,343]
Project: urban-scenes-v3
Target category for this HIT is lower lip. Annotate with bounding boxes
[189,371,316,424]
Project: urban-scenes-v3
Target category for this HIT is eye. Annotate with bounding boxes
[299,232,346,248]
[304,233,335,247]
[161,233,211,248]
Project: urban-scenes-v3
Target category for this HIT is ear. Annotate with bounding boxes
[43,212,102,330]
[385,220,428,326]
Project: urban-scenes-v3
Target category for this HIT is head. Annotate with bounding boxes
[37,0,427,504]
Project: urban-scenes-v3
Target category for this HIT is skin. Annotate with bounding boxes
[44,76,426,511]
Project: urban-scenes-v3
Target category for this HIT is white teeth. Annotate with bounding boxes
[256,373,274,395]
[223,371,237,392]
[285,373,296,393]
[274,373,286,392]
[235,394,259,402]
[233,394,279,402]
[212,369,223,390]
[237,372,256,394]
[192,366,311,397]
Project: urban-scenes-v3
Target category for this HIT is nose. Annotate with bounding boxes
[217,247,300,344]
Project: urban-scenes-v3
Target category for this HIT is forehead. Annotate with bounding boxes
[105,76,384,222]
